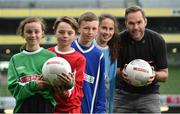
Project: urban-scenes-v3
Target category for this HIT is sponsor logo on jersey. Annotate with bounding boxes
[19,75,41,83]
[84,73,94,84]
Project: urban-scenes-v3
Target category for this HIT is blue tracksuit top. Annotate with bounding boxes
[72,40,106,113]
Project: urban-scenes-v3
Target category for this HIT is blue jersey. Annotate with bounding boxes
[72,40,106,113]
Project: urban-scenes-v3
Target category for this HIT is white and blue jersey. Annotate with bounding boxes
[72,40,106,113]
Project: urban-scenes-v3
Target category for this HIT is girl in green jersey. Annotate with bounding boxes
[7,17,56,113]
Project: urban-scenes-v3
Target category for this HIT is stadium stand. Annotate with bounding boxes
[139,0,180,8]
[0,0,180,9]
[0,0,126,8]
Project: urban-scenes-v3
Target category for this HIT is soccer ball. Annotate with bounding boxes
[125,59,153,87]
[42,57,72,85]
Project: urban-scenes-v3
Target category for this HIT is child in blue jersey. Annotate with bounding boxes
[7,17,56,113]
[95,14,119,113]
[71,12,106,113]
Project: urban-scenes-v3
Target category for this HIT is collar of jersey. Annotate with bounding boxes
[22,47,43,55]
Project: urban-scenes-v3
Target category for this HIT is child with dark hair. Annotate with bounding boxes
[95,14,119,113]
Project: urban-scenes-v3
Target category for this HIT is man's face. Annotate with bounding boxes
[125,11,147,41]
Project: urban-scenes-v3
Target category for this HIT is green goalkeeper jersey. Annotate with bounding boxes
[8,47,56,112]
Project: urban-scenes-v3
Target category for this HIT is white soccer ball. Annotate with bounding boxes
[125,59,153,87]
[42,57,72,85]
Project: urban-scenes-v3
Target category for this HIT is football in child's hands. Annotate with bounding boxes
[42,57,72,86]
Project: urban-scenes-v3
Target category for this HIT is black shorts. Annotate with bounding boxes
[18,94,54,113]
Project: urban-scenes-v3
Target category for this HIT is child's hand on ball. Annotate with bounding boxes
[36,75,49,90]
[52,70,76,97]
[57,71,75,90]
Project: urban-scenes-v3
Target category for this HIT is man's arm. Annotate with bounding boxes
[155,68,168,82]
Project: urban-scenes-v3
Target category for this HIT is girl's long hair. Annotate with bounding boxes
[99,14,119,63]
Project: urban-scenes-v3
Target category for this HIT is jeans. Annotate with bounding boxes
[114,89,161,113]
